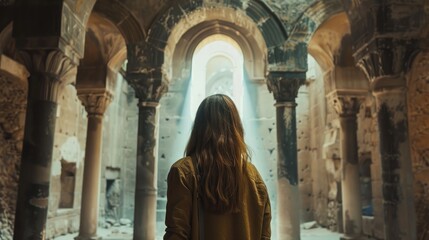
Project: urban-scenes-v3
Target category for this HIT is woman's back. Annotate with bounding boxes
[164,156,271,240]
[202,160,271,240]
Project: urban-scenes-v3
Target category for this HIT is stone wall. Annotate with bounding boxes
[296,84,313,222]
[408,50,429,239]
[101,74,138,223]
[0,74,26,240]
[308,65,330,227]
[46,84,87,239]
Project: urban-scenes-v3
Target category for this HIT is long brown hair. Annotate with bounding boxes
[185,94,249,213]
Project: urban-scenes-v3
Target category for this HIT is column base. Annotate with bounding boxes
[75,235,102,240]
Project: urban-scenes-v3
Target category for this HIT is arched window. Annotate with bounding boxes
[190,34,244,118]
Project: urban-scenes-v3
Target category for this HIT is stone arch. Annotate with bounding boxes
[289,0,345,44]
[83,13,127,68]
[145,1,287,81]
[307,10,368,92]
[92,0,146,44]
[308,12,351,72]
[166,13,268,83]
[77,12,126,89]
[281,0,345,71]
[84,0,145,85]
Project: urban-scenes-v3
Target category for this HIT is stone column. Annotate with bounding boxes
[13,50,76,239]
[267,72,305,240]
[373,85,416,240]
[125,70,167,240]
[133,100,160,240]
[329,93,365,239]
[356,38,417,240]
[75,91,112,240]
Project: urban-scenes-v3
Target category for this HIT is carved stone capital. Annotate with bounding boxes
[18,50,77,102]
[328,92,366,117]
[18,50,76,78]
[126,71,168,102]
[78,90,113,116]
[354,38,419,90]
[267,71,305,102]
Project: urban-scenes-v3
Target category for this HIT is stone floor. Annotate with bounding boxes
[54,221,343,240]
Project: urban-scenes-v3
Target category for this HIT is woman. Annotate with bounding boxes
[164,94,271,240]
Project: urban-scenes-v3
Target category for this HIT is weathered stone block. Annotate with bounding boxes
[362,216,375,236]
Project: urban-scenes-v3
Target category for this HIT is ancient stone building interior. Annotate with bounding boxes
[1,0,429,240]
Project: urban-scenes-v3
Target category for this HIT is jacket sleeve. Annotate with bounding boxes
[164,166,193,240]
[261,194,272,240]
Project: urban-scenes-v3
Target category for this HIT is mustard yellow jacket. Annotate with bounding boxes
[164,156,271,240]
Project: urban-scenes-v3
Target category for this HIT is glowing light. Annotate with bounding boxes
[190,34,244,118]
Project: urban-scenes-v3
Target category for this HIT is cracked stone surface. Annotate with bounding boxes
[0,74,26,240]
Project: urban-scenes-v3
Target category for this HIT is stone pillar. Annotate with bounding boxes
[133,100,160,240]
[329,93,365,239]
[75,91,112,240]
[125,70,167,240]
[267,72,305,240]
[13,50,76,239]
[356,38,417,240]
[373,85,416,240]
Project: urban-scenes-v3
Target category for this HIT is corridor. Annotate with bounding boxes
[1,1,429,240]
